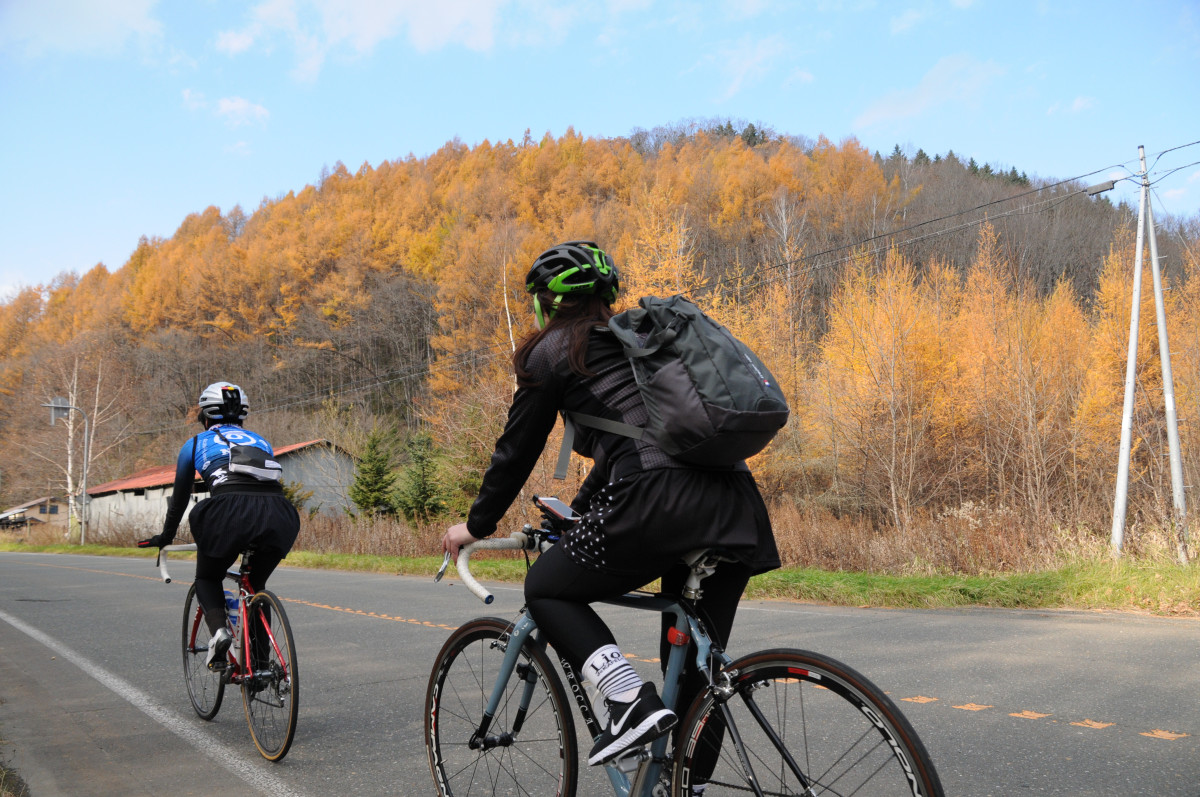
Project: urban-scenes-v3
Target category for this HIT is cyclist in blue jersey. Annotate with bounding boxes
[139,382,300,668]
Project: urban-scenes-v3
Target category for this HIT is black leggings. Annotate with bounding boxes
[194,549,284,634]
[524,543,751,719]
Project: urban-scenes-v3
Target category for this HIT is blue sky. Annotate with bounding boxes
[2,0,1198,300]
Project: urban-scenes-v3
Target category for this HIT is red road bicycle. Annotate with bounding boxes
[157,543,299,761]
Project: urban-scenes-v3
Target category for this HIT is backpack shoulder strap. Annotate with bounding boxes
[552,413,645,480]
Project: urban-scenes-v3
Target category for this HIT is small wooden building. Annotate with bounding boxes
[0,496,70,532]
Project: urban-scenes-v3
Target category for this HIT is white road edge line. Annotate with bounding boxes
[0,607,306,797]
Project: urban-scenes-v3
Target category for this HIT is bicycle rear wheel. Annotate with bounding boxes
[674,648,943,797]
[241,589,299,761]
[426,617,578,797]
[181,583,225,719]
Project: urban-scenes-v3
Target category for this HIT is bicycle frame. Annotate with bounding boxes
[470,575,727,796]
[161,544,288,687]
[444,527,822,797]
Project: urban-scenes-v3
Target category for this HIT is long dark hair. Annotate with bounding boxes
[514,291,615,387]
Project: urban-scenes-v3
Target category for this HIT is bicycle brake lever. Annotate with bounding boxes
[435,551,451,582]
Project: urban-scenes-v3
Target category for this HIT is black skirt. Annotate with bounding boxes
[560,468,779,577]
[188,491,300,560]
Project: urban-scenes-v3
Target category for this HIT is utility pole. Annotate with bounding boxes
[1144,166,1188,562]
[1110,145,1187,558]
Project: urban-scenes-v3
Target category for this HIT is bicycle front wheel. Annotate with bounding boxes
[674,648,943,797]
[181,583,225,720]
[426,617,578,797]
[241,589,299,761]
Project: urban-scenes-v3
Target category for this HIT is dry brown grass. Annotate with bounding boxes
[762,500,1177,576]
[281,500,1170,578]
[298,513,443,558]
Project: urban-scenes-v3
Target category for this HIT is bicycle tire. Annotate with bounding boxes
[241,589,299,761]
[426,617,578,797]
[674,648,943,797]
[181,583,225,720]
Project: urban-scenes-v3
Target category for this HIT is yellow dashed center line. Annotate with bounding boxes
[281,598,460,631]
[31,562,165,582]
[924,701,1188,739]
[1073,719,1114,729]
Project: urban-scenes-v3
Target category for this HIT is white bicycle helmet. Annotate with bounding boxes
[198,382,249,422]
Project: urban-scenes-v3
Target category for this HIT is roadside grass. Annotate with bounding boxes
[0,764,29,797]
[0,729,30,797]
[3,542,1198,616]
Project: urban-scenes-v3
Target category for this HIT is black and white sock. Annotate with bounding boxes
[583,644,642,703]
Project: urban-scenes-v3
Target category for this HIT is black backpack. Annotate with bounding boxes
[554,294,789,478]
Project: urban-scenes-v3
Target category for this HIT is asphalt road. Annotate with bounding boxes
[1,552,1198,796]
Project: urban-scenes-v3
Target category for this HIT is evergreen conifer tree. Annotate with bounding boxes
[349,427,398,516]
[394,432,447,522]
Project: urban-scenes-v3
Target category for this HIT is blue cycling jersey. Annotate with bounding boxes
[161,423,278,539]
[187,424,275,484]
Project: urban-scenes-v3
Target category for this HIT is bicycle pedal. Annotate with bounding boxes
[611,747,648,774]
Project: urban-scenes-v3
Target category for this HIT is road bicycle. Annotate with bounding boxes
[425,498,943,796]
[157,543,299,761]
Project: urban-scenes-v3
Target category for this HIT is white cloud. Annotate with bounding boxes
[786,68,816,87]
[1186,169,1200,184]
[182,89,207,111]
[217,0,503,81]
[723,0,770,19]
[225,141,253,156]
[854,54,1004,129]
[713,34,788,100]
[890,9,924,34]
[0,0,160,57]
[1162,187,1186,201]
[609,0,654,13]
[217,97,270,127]
[1047,95,1095,115]
[216,29,257,55]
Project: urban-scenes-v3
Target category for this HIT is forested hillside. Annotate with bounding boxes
[3,122,1197,570]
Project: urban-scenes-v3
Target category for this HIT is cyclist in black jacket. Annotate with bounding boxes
[139,382,300,668]
[443,242,779,766]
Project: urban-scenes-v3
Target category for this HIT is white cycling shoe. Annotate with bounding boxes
[206,627,233,670]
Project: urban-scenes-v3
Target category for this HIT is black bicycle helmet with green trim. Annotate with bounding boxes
[525,241,620,304]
